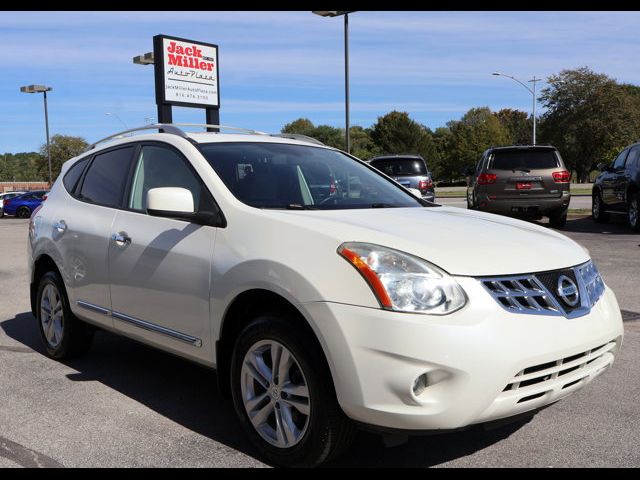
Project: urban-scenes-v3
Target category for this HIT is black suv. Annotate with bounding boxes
[367,154,435,202]
[592,142,640,231]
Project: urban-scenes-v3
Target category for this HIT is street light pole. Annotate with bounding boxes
[20,85,53,186]
[313,11,356,153]
[105,112,129,129]
[492,72,541,145]
[344,12,350,154]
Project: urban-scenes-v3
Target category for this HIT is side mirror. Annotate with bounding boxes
[596,162,609,172]
[147,187,195,220]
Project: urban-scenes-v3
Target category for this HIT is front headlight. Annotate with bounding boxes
[337,242,467,315]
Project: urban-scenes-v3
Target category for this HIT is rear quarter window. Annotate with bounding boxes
[63,157,90,194]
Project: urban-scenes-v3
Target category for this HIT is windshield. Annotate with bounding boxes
[199,142,424,209]
[369,158,427,176]
[490,150,559,170]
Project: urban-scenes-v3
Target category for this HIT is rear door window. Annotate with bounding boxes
[369,159,427,176]
[490,150,559,170]
[79,146,135,208]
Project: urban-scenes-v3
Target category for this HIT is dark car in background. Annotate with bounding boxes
[2,190,48,218]
[592,142,640,231]
[466,145,571,228]
[367,155,435,202]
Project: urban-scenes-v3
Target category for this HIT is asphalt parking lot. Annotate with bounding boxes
[1,215,639,468]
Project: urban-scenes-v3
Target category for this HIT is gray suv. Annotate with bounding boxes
[466,145,571,228]
[368,155,435,202]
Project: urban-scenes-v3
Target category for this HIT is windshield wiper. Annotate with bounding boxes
[370,203,399,208]
[285,204,317,210]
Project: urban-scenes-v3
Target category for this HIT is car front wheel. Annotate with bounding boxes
[230,313,355,467]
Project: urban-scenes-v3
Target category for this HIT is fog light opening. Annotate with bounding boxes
[412,373,428,396]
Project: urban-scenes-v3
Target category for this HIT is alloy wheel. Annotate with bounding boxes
[40,284,64,348]
[240,340,311,448]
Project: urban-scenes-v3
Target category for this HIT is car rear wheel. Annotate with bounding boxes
[628,193,640,232]
[16,206,31,218]
[592,192,609,223]
[230,313,355,467]
[549,208,567,229]
[36,271,94,359]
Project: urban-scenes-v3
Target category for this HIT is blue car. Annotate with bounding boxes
[2,190,48,218]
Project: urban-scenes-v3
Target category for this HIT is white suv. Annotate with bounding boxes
[28,124,623,466]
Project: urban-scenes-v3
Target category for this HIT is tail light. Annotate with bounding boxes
[418,179,433,191]
[3,199,8,207]
[552,170,571,183]
[477,173,497,185]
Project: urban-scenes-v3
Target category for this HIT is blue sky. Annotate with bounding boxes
[2,11,640,153]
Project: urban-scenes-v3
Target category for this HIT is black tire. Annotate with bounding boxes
[549,208,568,229]
[592,191,609,223]
[628,192,640,232]
[230,313,356,467]
[16,206,31,218]
[466,192,476,210]
[36,271,94,359]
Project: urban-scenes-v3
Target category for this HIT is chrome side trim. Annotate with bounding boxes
[77,300,111,316]
[75,300,202,348]
[111,311,202,348]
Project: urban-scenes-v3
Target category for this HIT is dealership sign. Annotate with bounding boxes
[153,34,220,109]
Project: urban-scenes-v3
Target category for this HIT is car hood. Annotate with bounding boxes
[270,206,589,276]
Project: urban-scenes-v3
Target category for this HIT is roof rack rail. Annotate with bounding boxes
[86,124,192,151]
[86,123,271,152]
[171,123,268,135]
[270,133,325,146]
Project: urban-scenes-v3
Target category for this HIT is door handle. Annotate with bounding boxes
[53,220,67,233]
[111,232,131,247]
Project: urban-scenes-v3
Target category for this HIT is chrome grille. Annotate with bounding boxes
[480,260,606,318]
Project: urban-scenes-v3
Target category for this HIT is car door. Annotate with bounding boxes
[66,145,137,329]
[602,149,628,209]
[107,142,218,363]
[622,147,640,206]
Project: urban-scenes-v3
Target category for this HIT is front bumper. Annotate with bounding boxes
[301,277,623,431]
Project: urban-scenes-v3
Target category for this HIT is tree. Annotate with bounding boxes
[494,108,532,145]
[349,126,382,160]
[282,118,315,137]
[369,111,438,167]
[539,67,640,182]
[38,135,89,183]
[0,152,45,181]
[435,107,510,181]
